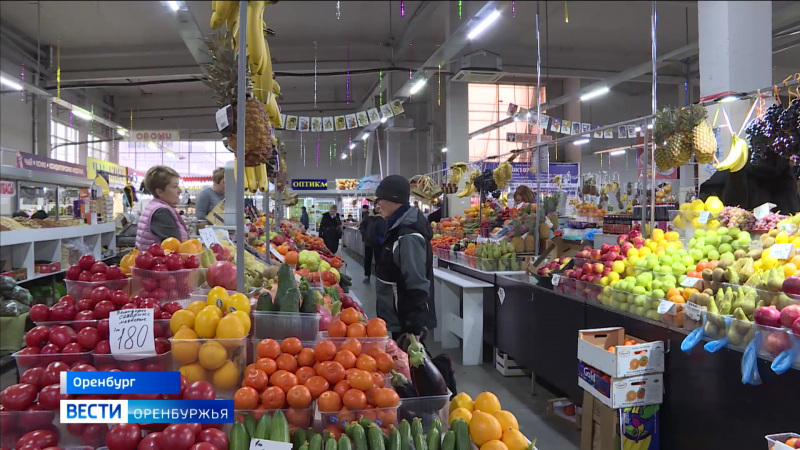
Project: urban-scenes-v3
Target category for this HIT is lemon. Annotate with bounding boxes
[207,286,230,310]
[227,293,251,314]
[187,300,208,317]
[501,429,528,450]
[776,231,790,244]
[216,314,246,340]
[651,228,664,242]
[212,360,240,391]
[172,326,200,364]
[229,310,251,334]
[195,307,221,339]
[204,305,224,318]
[469,410,503,446]
[704,196,724,213]
[169,310,196,335]
[493,410,519,431]
[179,362,207,383]
[198,340,227,370]
[480,441,508,450]
[449,407,473,425]
[450,392,474,413]
[474,392,502,415]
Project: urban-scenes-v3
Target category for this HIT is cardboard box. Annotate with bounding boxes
[547,398,582,429]
[0,268,27,281]
[34,261,61,274]
[580,390,618,450]
[620,404,660,450]
[578,361,663,409]
[495,349,527,376]
[578,327,665,377]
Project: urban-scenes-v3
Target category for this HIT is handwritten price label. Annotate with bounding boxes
[681,277,702,287]
[109,309,155,361]
[657,300,675,314]
[249,439,292,450]
[685,302,703,321]
[199,228,220,248]
[770,243,793,260]
[698,211,710,224]
[552,274,561,286]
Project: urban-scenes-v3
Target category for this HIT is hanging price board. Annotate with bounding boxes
[109,309,155,360]
[753,202,774,220]
[697,211,710,224]
[770,243,793,260]
[199,228,221,248]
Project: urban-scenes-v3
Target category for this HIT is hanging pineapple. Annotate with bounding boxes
[689,104,717,164]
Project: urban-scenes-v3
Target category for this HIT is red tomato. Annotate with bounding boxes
[48,325,77,349]
[24,326,50,349]
[29,304,50,322]
[183,381,215,400]
[41,362,70,386]
[160,424,195,450]
[91,272,108,282]
[0,383,37,410]
[37,384,68,410]
[197,428,228,450]
[82,423,109,447]
[93,300,116,319]
[79,254,96,270]
[16,429,58,449]
[189,443,217,450]
[76,327,100,350]
[110,290,129,306]
[65,264,82,280]
[19,368,45,389]
[106,424,142,450]
[21,404,56,430]
[137,431,163,450]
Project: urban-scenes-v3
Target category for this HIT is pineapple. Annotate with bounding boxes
[203,30,271,166]
[511,220,524,253]
[689,104,716,164]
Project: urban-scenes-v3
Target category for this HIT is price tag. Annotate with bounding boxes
[477,236,489,244]
[270,245,286,262]
[685,302,703,321]
[681,277,702,287]
[215,106,230,131]
[498,287,506,305]
[199,228,220,248]
[552,274,561,286]
[657,300,675,314]
[697,211,710,224]
[753,202,774,220]
[771,243,793,260]
[249,439,292,450]
[109,309,155,361]
[750,239,763,251]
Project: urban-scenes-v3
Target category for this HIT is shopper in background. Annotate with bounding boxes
[300,206,310,230]
[31,210,48,219]
[427,206,442,224]
[374,175,436,339]
[195,167,226,223]
[319,205,342,254]
[360,203,386,284]
[514,185,535,204]
[360,204,370,222]
[136,166,189,251]
[347,214,355,222]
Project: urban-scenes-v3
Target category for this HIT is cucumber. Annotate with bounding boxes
[347,424,367,450]
[270,410,290,443]
[427,428,440,450]
[299,443,309,450]
[413,432,428,450]
[431,418,443,438]
[367,425,386,450]
[399,420,411,450]
[309,433,322,450]
[254,413,271,440]
[452,419,470,450]
[323,431,332,442]
[388,428,401,450]
[230,422,249,450]
[307,429,319,443]
[325,437,338,450]
[411,418,423,439]
[359,418,373,429]
[338,435,352,450]
[292,429,307,450]
[441,431,455,450]
[244,414,257,439]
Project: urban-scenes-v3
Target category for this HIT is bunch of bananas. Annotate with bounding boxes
[493,161,513,189]
[715,136,749,172]
[457,170,480,198]
[233,159,269,193]
[448,162,468,184]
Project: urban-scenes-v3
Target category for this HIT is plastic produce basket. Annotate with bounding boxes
[131,267,202,301]
[249,337,316,362]
[93,351,172,371]
[65,278,131,299]
[0,410,58,447]
[320,406,398,430]
[765,433,800,450]
[233,408,314,430]
[398,394,450,432]
[32,319,99,331]
[12,349,92,375]
[755,324,793,359]
[168,337,247,398]
[252,311,320,341]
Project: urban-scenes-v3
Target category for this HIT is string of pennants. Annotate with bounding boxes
[508,103,647,139]
[277,100,405,132]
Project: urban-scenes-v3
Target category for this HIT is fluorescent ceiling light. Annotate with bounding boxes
[117,128,128,136]
[409,79,427,95]
[467,9,501,40]
[609,149,626,156]
[441,147,448,153]
[341,152,348,160]
[0,75,23,91]
[647,124,653,129]
[361,133,370,141]
[471,133,484,140]
[167,1,180,11]
[349,143,356,150]
[573,138,591,145]
[147,142,158,150]
[580,87,610,101]
[72,107,92,121]
[380,117,388,123]
[719,95,739,103]
[634,127,642,133]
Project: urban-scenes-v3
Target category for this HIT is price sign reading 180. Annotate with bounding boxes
[109,309,155,361]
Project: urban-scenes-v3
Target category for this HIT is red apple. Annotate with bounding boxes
[754,306,781,328]
[632,237,646,248]
[600,243,611,253]
[782,276,800,296]
[792,317,800,336]
[590,249,602,261]
[617,234,629,245]
[763,331,791,356]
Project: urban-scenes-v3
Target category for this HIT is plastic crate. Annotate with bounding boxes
[252,311,320,341]
[93,350,172,371]
[233,408,314,430]
[131,267,202,301]
[0,410,58,447]
[398,395,450,432]
[12,349,92,375]
[169,337,247,397]
[765,433,800,450]
[320,406,398,431]
[65,278,131,299]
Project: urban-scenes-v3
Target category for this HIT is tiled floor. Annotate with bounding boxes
[340,249,581,450]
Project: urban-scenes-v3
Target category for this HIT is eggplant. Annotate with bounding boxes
[408,335,449,397]
[390,370,419,398]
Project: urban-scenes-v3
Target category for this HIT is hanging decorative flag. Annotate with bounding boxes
[346,41,350,105]
[378,70,383,105]
[400,0,405,17]
[315,134,320,167]
[301,132,305,166]
[20,62,24,102]
[313,41,318,108]
[512,1,516,18]
[56,38,61,100]
[90,105,94,137]
[458,1,462,19]
[437,64,441,106]
[329,142,332,165]
[336,0,340,19]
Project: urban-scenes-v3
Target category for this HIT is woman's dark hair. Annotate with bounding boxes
[12,210,28,218]
[31,210,48,219]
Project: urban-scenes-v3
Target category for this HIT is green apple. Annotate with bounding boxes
[663,274,677,284]
[635,306,646,316]
[720,251,735,261]
[664,247,676,256]
[720,235,733,245]
[689,238,697,248]
[695,229,707,238]
[671,262,687,275]
[738,234,751,246]
[689,249,704,261]
[728,227,741,238]
[707,249,720,261]
[695,238,706,248]
[662,280,676,291]
[731,240,742,250]
[717,226,729,236]
[651,288,666,299]
[681,255,695,266]
[651,279,663,291]
[611,300,621,310]
[637,272,653,285]
[632,286,647,295]
[705,235,719,246]
[706,230,717,238]
[646,258,658,269]
[718,243,733,254]
[658,265,673,274]
[634,295,647,307]
[659,255,674,266]
[628,304,638,314]
[703,245,716,256]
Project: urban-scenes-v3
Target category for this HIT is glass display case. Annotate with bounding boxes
[17,182,58,218]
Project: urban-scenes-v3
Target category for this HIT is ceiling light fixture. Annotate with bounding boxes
[441,147,448,153]
[361,133,369,141]
[409,79,427,95]
[467,9,501,40]
[573,138,591,145]
[341,152,348,160]
[634,127,642,133]
[349,143,356,150]
[471,133,484,140]
[72,107,93,121]
[609,149,626,156]
[117,128,128,136]
[380,117,388,123]
[719,95,739,103]
[647,124,653,129]
[580,87,610,101]
[167,1,180,11]
[0,75,23,91]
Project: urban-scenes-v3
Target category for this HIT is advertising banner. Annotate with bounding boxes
[16,152,87,178]
[87,157,128,187]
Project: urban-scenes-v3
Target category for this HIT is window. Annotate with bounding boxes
[118,140,235,177]
[468,83,546,161]
[50,121,80,164]
[88,134,110,161]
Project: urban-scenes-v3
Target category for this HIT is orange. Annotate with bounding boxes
[333,379,351,398]
[281,337,303,355]
[318,391,342,412]
[315,340,337,362]
[304,376,329,398]
[373,388,399,408]
[285,251,299,266]
[233,386,259,410]
[296,366,316,384]
[340,338,362,356]
[501,429,527,450]
[270,370,299,393]
[328,320,347,338]
[261,385,286,409]
[321,361,346,384]
[629,359,640,370]
[469,410,503,446]
[370,372,385,389]
[340,308,360,325]
[342,389,367,410]
[334,350,358,369]
[366,318,388,337]
[257,339,281,359]
[474,392,502,415]
[297,348,316,367]
[347,369,373,391]
[481,440,509,450]
[255,357,278,376]
[374,352,394,373]
[243,368,269,391]
[277,353,299,373]
[162,237,181,252]
[278,245,289,255]
[287,385,313,408]
[356,354,377,372]
[347,323,367,337]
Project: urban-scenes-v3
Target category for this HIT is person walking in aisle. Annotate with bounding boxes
[195,167,226,223]
[300,206,310,230]
[374,175,436,339]
[360,203,386,283]
[319,205,342,254]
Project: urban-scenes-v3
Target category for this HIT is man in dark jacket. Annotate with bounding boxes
[300,206,310,230]
[374,175,436,337]
[360,204,386,283]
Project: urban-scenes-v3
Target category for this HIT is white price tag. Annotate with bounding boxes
[249,439,292,450]
[657,300,675,314]
[552,274,561,286]
[685,302,702,321]
[270,245,286,262]
[753,202,774,220]
[771,243,793,260]
[680,277,702,287]
[199,228,220,248]
[750,239,763,251]
[697,211,710,224]
[477,236,489,244]
[498,287,506,305]
[109,309,155,360]
[215,106,230,131]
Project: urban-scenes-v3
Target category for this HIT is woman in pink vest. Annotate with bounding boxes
[135,166,189,251]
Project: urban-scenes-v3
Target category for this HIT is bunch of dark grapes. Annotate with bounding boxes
[747,104,783,163]
[474,169,498,193]
[774,99,800,156]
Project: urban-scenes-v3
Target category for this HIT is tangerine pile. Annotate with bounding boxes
[233,335,400,429]
[328,308,388,338]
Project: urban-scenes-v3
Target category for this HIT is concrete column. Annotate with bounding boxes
[445,2,470,218]
[698,1,772,184]
[35,98,51,158]
[563,78,582,163]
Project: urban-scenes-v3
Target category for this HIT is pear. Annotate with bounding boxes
[775,293,795,311]
[727,319,743,347]
[740,291,757,317]
[733,307,751,334]
[726,268,739,285]
[744,272,761,288]
[767,267,784,292]
[738,258,755,282]
[708,296,719,314]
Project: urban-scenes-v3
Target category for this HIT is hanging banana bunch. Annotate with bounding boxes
[448,162,468,184]
[457,170,480,198]
[493,161,513,189]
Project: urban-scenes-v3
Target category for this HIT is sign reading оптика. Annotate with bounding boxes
[291,179,329,190]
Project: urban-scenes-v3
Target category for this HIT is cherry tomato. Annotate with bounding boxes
[106,423,142,450]
[16,430,58,449]
[137,432,162,450]
[160,424,195,450]
[197,428,228,450]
